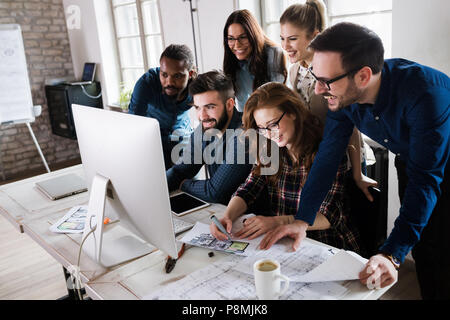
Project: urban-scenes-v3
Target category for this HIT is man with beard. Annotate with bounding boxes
[129,44,196,169]
[258,22,450,299]
[166,70,253,205]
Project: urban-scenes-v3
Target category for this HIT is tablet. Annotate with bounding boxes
[169,192,210,216]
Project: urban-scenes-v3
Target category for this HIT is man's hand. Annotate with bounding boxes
[234,216,282,240]
[354,174,378,202]
[258,220,309,251]
[359,254,398,289]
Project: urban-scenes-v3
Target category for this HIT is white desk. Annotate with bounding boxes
[0,165,88,232]
[0,165,393,300]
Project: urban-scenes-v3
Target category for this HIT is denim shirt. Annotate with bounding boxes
[296,58,450,262]
[166,110,253,205]
[128,68,193,166]
[235,45,286,112]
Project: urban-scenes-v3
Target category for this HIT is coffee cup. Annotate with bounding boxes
[253,258,290,299]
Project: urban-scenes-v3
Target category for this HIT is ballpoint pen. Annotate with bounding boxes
[210,215,232,241]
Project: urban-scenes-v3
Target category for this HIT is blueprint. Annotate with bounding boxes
[235,244,368,282]
[143,239,368,300]
[150,214,371,300]
[144,250,349,300]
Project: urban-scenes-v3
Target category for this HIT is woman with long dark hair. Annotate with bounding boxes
[223,10,287,112]
[210,82,361,253]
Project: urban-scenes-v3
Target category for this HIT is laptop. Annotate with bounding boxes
[68,62,96,85]
[36,173,88,200]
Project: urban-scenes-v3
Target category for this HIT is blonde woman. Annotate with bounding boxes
[280,0,377,200]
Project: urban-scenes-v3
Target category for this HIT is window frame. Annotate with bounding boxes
[110,0,165,88]
[256,0,392,58]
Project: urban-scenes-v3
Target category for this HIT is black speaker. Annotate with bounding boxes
[45,82,103,139]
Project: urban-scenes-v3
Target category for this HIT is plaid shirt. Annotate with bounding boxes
[234,152,361,253]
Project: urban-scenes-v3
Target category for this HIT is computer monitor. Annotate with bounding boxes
[72,104,179,267]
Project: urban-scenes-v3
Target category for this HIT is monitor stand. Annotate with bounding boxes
[81,173,155,268]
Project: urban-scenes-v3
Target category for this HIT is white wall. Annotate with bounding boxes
[388,0,450,259]
[63,0,238,106]
[392,0,450,74]
[63,0,119,107]
[159,0,236,73]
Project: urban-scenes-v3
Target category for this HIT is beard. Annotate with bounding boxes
[202,110,229,132]
[163,86,180,99]
[322,80,363,112]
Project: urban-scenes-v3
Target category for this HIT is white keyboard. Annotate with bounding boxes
[172,217,194,235]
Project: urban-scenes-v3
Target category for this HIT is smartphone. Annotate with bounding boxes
[169,192,210,216]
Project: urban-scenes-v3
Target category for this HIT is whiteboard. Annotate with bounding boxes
[0,24,35,124]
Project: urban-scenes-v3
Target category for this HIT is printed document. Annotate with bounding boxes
[179,214,261,256]
[50,205,88,233]
[144,247,352,300]
[234,242,368,282]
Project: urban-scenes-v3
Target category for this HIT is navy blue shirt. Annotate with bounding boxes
[166,110,253,205]
[296,59,450,262]
[128,67,193,167]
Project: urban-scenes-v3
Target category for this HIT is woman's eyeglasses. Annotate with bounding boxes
[257,111,286,135]
[227,35,249,45]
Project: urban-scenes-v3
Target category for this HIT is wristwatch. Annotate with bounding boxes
[380,253,401,270]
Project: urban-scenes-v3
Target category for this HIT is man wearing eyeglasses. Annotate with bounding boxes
[259,22,450,300]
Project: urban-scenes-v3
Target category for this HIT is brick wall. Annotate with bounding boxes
[0,0,80,180]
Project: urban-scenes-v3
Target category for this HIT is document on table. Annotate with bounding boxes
[180,214,368,282]
[49,205,117,234]
[234,242,368,282]
[144,244,353,300]
[49,205,88,233]
[179,214,261,256]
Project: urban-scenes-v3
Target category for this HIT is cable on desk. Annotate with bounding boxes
[73,216,97,300]
[80,84,102,99]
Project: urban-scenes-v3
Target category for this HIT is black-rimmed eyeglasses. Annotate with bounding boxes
[308,66,361,90]
[257,111,286,135]
[226,35,249,45]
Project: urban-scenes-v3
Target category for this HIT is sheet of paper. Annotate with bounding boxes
[179,214,262,256]
[0,26,34,123]
[234,241,367,282]
[49,205,88,233]
[234,239,332,280]
[143,253,350,300]
[294,250,368,282]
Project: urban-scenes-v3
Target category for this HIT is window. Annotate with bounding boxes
[261,0,305,46]
[242,0,392,58]
[327,0,392,58]
[111,0,164,90]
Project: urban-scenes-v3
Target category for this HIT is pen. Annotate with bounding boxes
[210,215,232,240]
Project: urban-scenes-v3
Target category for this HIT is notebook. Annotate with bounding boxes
[36,173,88,200]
